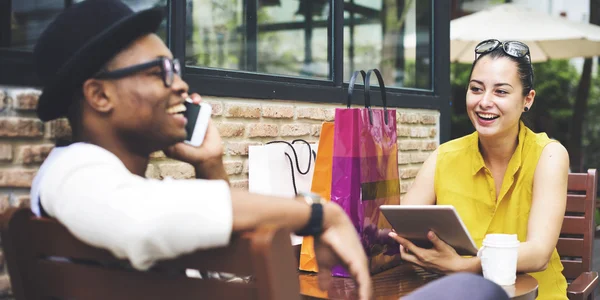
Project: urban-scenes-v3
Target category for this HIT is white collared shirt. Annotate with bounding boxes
[30,143,233,270]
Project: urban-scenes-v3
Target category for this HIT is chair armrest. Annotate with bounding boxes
[567,271,599,300]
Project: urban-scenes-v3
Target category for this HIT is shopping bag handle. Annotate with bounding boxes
[364,68,389,125]
[347,70,367,108]
[265,140,316,195]
[292,139,317,161]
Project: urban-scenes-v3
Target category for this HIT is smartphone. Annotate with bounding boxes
[184,101,212,147]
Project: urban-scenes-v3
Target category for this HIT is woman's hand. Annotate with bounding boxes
[389,231,478,274]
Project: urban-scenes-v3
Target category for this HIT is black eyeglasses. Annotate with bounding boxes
[474,39,531,61]
[93,57,181,87]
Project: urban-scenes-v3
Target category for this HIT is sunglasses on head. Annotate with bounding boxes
[474,39,531,60]
[93,57,181,87]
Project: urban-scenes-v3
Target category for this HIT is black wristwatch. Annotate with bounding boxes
[294,192,324,237]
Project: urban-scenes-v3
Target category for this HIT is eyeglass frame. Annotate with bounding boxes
[93,57,181,87]
[474,39,531,61]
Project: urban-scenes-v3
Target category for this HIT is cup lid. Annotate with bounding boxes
[483,234,520,247]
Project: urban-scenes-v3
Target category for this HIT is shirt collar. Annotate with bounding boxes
[471,121,527,176]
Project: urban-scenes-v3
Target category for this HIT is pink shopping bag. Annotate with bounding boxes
[330,69,401,277]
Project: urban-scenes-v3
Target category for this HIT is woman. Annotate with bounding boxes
[389,39,569,299]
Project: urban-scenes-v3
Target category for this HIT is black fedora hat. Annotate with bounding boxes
[34,0,165,121]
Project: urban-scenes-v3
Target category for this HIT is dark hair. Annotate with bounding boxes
[55,89,83,147]
[468,47,534,96]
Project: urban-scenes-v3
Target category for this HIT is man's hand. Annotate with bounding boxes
[314,203,372,300]
[164,93,227,180]
[164,120,223,164]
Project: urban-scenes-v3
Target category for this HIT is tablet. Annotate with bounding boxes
[380,205,478,256]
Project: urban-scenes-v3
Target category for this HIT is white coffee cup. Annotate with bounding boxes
[477,234,520,286]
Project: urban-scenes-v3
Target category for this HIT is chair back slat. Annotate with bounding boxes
[560,169,597,281]
[556,238,584,257]
[562,260,584,281]
[562,216,587,235]
[567,173,590,191]
[35,260,258,300]
[26,216,257,274]
[566,194,586,214]
[0,208,301,300]
[29,218,121,262]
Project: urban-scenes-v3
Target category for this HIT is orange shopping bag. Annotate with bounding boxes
[299,121,334,272]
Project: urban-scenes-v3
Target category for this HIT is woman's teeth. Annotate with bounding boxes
[167,103,187,114]
[477,113,499,120]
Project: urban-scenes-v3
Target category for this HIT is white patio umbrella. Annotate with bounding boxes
[449,4,600,63]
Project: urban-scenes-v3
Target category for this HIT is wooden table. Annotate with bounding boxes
[299,264,538,300]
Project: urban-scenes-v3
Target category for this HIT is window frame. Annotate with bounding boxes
[0,0,451,142]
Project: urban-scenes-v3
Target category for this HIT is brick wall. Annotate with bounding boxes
[0,85,440,296]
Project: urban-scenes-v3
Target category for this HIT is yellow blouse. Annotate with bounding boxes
[434,122,567,299]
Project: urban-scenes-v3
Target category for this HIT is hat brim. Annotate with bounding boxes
[37,7,165,122]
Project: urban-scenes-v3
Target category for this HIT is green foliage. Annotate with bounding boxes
[449,63,475,139]
[583,63,600,170]
[528,60,579,146]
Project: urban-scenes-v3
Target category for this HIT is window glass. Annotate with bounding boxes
[4,0,65,50]
[185,0,331,80]
[343,0,432,90]
[2,0,167,50]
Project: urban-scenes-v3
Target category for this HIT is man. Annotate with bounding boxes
[29,0,371,299]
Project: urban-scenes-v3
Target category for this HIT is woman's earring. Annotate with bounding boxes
[524,107,529,112]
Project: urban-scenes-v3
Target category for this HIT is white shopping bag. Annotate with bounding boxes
[248,140,317,245]
[249,140,317,197]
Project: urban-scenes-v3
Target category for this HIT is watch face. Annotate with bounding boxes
[299,192,322,204]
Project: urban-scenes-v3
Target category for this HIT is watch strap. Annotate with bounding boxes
[294,203,323,236]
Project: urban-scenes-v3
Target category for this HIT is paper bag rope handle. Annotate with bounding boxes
[266,140,316,195]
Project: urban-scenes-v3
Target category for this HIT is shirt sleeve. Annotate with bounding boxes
[39,144,233,270]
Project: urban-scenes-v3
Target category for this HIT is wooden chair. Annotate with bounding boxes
[0,207,301,300]
[559,169,599,300]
